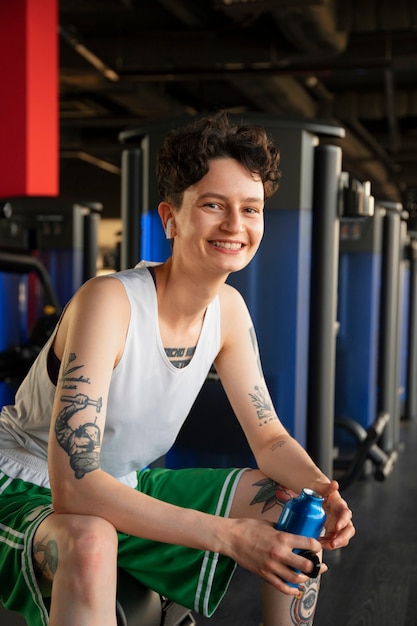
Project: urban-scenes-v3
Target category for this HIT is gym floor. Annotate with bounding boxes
[1,420,416,626]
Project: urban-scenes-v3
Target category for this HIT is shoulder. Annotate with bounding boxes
[218,282,249,313]
[54,274,131,358]
[218,282,253,340]
[74,273,130,310]
[70,266,158,322]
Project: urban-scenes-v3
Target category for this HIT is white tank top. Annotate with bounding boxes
[0,262,221,487]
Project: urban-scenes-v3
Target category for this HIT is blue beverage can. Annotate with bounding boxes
[275,488,326,585]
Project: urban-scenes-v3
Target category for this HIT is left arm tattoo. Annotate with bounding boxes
[271,440,287,452]
[247,327,276,425]
[248,385,275,426]
[249,326,263,378]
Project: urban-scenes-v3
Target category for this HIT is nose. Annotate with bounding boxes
[220,209,244,233]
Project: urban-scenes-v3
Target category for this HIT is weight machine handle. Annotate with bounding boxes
[0,251,61,311]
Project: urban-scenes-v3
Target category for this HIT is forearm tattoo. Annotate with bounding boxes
[55,353,102,479]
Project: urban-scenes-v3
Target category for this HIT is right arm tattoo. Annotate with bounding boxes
[55,353,102,479]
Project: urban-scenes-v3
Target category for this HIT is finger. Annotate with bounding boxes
[320,522,355,549]
[264,569,304,596]
[266,557,312,592]
[276,530,322,555]
[334,506,354,532]
[323,494,353,528]
[276,569,310,594]
[321,480,340,498]
[273,580,302,597]
[295,551,325,578]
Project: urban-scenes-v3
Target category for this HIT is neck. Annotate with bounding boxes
[153,257,226,324]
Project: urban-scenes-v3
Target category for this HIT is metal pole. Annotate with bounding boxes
[82,202,102,281]
[120,147,143,270]
[378,202,402,451]
[307,143,342,476]
[405,235,417,420]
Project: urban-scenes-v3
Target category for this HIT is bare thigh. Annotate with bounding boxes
[229,468,297,524]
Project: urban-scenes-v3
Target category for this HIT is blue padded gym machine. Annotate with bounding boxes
[333,180,403,489]
[0,197,102,420]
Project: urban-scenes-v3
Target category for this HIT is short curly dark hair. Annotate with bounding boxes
[156,111,281,207]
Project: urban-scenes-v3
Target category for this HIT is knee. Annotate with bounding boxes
[58,515,118,573]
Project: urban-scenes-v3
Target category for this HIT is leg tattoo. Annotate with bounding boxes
[291,578,320,625]
[33,536,58,596]
[250,478,294,513]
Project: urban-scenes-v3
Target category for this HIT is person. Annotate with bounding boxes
[0,111,354,626]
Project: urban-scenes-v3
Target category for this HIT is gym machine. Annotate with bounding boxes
[403,230,417,421]
[120,115,345,476]
[0,196,102,406]
[119,125,172,270]
[0,195,103,306]
[333,179,403,489]
[0,249,61,384]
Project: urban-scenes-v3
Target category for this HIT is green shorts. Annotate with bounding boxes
[0,466,246,626]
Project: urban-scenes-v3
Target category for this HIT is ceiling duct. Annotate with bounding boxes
[216,0,349,56]
[272,0,349,56]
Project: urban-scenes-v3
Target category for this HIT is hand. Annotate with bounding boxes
[318,480,355,550]
[227,518,327,596]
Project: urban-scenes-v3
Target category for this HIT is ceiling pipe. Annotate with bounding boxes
[272,0,349,56]
[215,0,349,56]
[59,25,120,82]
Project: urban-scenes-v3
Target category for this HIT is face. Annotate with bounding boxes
[167,158,265,276]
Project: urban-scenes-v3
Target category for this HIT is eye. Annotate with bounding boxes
[243,206,262,215]
[205,202,221,210]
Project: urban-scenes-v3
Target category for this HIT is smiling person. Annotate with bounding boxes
[0,112,354,626]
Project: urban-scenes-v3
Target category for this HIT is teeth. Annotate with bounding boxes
[212,241,242,250]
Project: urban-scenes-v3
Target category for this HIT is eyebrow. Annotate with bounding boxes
[198,192,264,204]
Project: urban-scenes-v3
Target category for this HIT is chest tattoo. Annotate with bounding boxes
[164,346,196,369]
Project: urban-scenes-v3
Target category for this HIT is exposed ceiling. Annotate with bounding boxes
[59,0,417,220]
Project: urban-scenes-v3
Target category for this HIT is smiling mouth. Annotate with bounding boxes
[210,241,244,250]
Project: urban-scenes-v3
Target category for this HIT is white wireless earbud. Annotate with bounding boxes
[165,217,173,239]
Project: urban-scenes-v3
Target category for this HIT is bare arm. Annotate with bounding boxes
[214,284,354,549]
